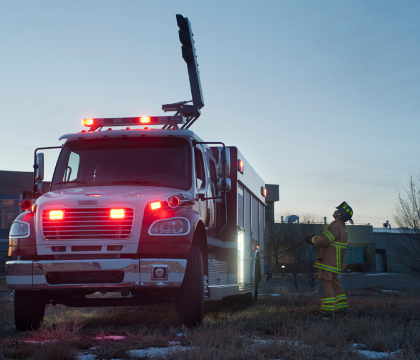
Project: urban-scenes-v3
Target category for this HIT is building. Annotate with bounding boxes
[345,225,412,273]
[344,224,375,272]
[371,227,412,272]
[0,170,33,275]
[264,184,279,224]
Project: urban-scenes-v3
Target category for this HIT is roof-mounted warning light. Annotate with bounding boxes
[237,159,244,174]
[81,116,185,131]
[261,186,267,197]
[83,119,94,126]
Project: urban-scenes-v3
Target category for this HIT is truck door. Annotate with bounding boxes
[194,146,208,226]
[206,156,217,233]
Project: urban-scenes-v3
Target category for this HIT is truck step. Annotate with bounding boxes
[207,284,239,299]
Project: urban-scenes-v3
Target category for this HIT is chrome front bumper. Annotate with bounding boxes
[5,259,187,290]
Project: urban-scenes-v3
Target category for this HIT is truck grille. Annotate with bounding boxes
[42,208,134,240]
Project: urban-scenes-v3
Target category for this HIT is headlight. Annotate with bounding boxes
[149,218,190,235]
[10,222,29,237]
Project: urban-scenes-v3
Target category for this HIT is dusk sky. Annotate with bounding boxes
[1,1,419,227]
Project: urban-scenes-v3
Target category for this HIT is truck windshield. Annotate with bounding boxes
[51,137,192,191]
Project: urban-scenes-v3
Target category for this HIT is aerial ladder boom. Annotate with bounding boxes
[162,14,204,129]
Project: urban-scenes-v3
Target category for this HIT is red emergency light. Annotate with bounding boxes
[19,199,32,212]
[261,186,267,197]
[110,209,125,219]
[149,202,162,210]
[168,196,180,208]
[237,159,244,174]
[81,116,185,130]
[82,119,94,126]
[50,210,64,220]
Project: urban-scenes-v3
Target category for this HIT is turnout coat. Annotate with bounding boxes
[311,219,348,274]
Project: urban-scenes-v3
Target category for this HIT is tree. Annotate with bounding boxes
[264,222,283,273]
[393,173,420,276]
[264,214,325,289]
[280,218,323,289]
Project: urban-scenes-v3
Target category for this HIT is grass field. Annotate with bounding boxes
[1,286,419,359]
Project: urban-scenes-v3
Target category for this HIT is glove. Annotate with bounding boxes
[305,235,315,245]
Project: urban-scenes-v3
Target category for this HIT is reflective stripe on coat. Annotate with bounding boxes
[312,219,348,274]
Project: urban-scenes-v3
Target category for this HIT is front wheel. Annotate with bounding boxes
[14,290,46,331]
[178,246,204,327]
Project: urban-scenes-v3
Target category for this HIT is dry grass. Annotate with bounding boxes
[0,288,419,359]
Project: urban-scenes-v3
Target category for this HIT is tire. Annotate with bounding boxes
[253,258,261,301]
[178,246,204,327]
[14,290,46,331]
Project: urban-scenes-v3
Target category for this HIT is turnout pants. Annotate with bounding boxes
[318,270,348,314]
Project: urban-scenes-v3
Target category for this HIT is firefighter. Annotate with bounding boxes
[305,201,354,316]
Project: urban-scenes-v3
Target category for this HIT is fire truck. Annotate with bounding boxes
[6,15,266,330]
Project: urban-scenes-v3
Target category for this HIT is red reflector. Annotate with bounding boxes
[50,210,64,220]
[140,117,151,124]
[82,119,94,126]
[149,202,161,210]
[20,199,32,211]
[110,209,125,219]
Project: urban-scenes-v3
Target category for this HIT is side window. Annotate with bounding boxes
[194,147,206,190]
[63,152,80,182]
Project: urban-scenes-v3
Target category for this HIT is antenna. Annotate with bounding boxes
[162,14,204,129]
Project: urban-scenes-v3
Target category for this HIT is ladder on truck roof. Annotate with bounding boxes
[162,14,204,130]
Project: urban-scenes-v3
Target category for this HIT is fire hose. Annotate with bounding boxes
[238,241,307,262]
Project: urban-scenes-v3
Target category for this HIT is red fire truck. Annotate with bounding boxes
[6,15,266,330]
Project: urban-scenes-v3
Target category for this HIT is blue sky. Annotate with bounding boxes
[0,1,419,227]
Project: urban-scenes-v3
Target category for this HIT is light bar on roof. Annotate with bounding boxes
[82,116,185,129]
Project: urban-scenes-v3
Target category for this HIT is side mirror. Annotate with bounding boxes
[35,153,44,181]
[216,147,230,178]
[217,178,231,193]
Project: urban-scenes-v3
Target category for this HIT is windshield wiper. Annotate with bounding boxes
[54,180,88,185]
